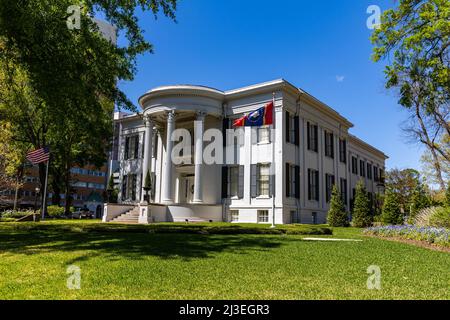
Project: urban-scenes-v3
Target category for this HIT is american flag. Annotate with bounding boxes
[26,146,50,165]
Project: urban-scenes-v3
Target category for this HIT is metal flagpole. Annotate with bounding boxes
[41,158,49,220]
[271,92,276,228]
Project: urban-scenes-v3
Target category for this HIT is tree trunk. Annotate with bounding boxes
[64,162,72,214]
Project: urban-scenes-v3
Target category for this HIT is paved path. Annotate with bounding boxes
[302,238,363,242]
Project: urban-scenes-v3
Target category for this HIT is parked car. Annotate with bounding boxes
[71,208,94,219]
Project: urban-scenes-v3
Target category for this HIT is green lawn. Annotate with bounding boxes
[0,220,449,300]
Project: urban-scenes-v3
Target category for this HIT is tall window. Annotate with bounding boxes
[229,166,239,197]
[325,174,335,202]
[339,139,347,163]
[308,169,319,201]
[351,157,358,175]
[367,163,373,180]
[286,112,298,144]
[340,178,347,206]
[258,210,269,223]
[286,164,299,198]
[324,131,334,158]
[379,168,384,182]
[258,164,271,196]
[374,166,379,181]
[257,126,270,143]
[124,135,139,160]
[307,122,318,152]
[131,174,137,201]
[360,160,366,177]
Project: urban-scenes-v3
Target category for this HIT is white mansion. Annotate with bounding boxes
[103,79,387,224]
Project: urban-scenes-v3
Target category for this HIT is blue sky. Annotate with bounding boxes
[114,0,422,171]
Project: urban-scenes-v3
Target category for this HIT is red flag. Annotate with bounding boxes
[232,116,246,127]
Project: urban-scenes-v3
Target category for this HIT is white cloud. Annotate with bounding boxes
[336,75,345,82]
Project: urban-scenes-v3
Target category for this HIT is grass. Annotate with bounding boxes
[0,220,449,300]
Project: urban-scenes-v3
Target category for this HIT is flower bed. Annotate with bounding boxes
[364,225,450,247]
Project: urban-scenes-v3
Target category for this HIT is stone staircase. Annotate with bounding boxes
[111,206,140,224]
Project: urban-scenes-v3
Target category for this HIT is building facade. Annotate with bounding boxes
[104,79,387,224]
[1,164,108,216]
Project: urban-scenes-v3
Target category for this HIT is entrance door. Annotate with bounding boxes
[183,176,195,203]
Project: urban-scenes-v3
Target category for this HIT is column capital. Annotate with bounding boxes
[196,110,207,120]
[143,114,154,127]
[166,110,176,122]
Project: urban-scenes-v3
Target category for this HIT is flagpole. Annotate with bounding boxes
[41,159,49,221]
[271,92,276,228]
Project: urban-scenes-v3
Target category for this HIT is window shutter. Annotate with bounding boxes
[295,165,300,199]
[285,163,290,197]
[330,133,334,159]
[250,164,257,198]
[255,164,260,197]
[324,131,327,156]
[134,136,139,159]
[315,171,320,201]
[151,172,156,198]
[270,168,275,198]
[238,165,244,199]
[294,116,299,146]
[314,125,318,152]
[222,118,229,147]
[153,133,158,158]
[124,137,130,160]
[122,175,127,201]
[307,169,311,200]
[285,111,290,143]
[221,166,228,199]
[306,122,311,150]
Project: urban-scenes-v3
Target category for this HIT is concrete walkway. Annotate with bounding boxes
[302,238,363,242]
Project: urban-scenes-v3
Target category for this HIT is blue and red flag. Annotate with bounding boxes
[233,101,273,127]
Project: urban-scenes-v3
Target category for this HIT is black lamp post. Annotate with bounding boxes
[33,186,40,222]
[34,186,40,213]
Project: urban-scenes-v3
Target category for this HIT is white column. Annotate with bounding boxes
[163,111,175,203]
[193,111,206,203]
[141,115,153,203]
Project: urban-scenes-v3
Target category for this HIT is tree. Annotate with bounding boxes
[352,180,372,228]
[371,0,450,191]
[445,184,450,207]
[327,185,348,227]
[382,189,404,225]
[409,183,431,222]
[0,1,177,213]
[385,168,425,215]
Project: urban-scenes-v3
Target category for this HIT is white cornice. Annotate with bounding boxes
[348,134,389,160]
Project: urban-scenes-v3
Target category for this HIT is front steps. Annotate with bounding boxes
[111,207,140,224]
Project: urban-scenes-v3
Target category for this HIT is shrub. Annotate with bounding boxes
[327,185,349,227]
[352,180,372,227]
[428,207,450,229]
[414,206,450,228]
[382,189,403,225]
[46,205,65,217]
[364,225,450,247]
[1,209,34,219]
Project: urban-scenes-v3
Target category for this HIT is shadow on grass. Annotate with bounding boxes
[0,225,291,263]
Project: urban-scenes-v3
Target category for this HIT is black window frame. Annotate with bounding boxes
[339,139,347,163]
[324,131,334,158]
